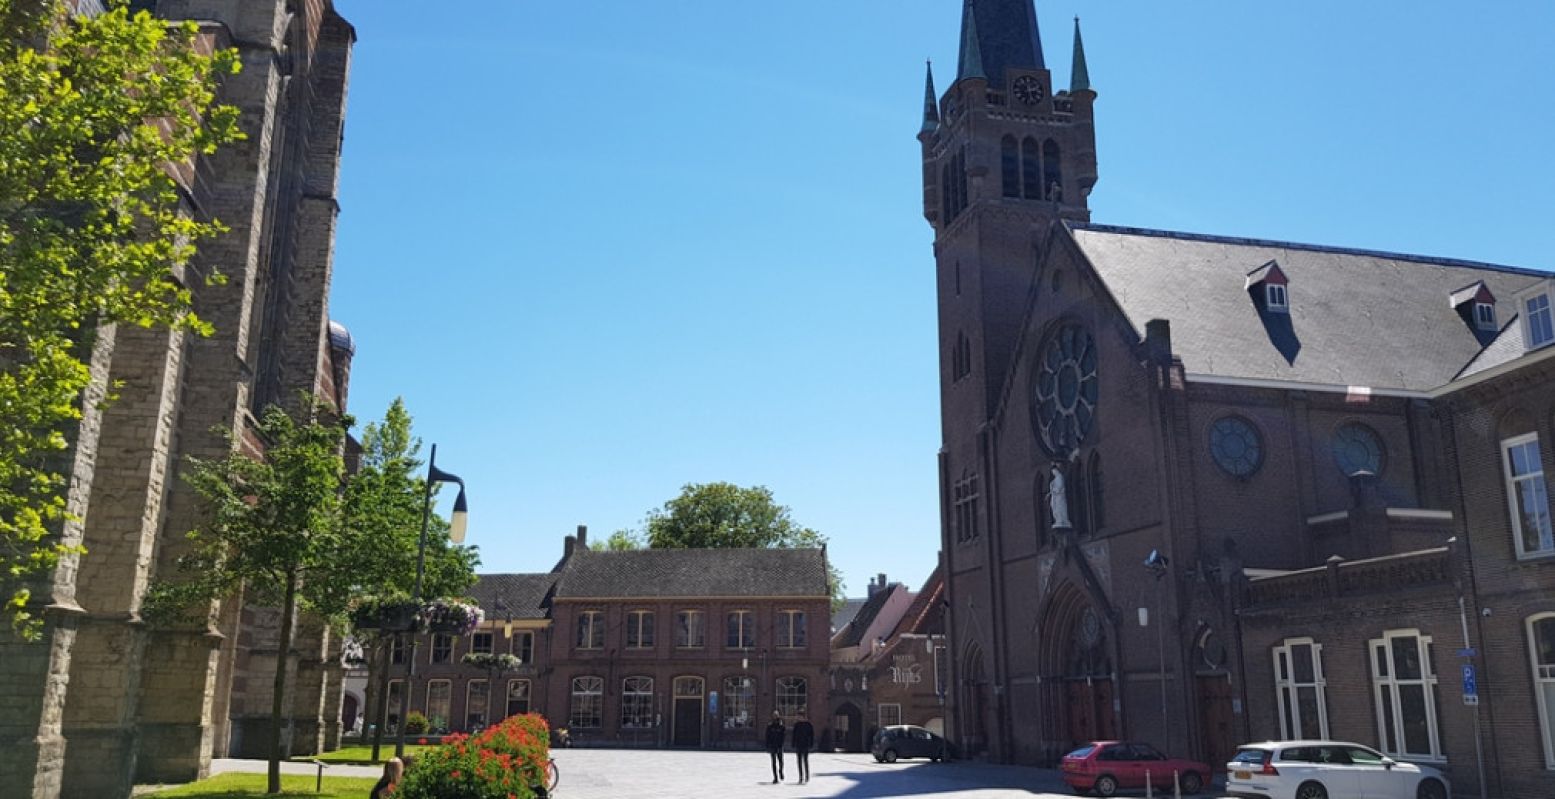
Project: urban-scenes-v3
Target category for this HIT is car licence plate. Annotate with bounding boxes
[1233,770,1251,780]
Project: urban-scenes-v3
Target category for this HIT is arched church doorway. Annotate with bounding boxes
[960,643,991,756]
[1038,584,1116,757]
[341,692,360,732]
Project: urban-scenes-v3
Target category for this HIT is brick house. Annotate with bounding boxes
[385,529,833,750]
[829,569,948,752]
[921,2,1554,796]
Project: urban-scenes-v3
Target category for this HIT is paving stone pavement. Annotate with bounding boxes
[542,749,1231,799]
[203,750,1233,798]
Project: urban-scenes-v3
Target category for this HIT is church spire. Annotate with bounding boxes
[956,0,1045,90]
[1070,16,1091,94]
[920,60,940,135]
[956,1,986,83]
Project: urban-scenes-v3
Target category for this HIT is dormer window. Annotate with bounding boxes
[1528,291,1555,350]
[1451,281,1500,335]
[1266,283,1288,312]
[1475,302,1497,330]
[1245,260,1290,314]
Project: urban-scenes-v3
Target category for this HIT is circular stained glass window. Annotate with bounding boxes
[1333,423,1385,476]
[1210,416,1263,477]
[1031,325,1098,456]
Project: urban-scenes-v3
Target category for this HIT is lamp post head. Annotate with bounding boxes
[448,485,469,544]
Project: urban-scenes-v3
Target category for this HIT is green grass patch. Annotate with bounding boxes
[296,743,436,764]
[142,772,379,798]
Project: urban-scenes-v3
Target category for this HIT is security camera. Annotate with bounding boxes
[1144,550,1169,570]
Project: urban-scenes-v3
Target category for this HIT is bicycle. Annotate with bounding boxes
[545,757,559,793]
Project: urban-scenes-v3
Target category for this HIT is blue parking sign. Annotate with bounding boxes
[709,690,719,716]
[1462,664,1477,697]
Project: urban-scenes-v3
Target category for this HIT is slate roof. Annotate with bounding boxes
[1456,316,1527,380]
[833,584,901,648]
[552,548,829,599]
[832,598,867,633]
[1070,225,1551,392]
[958,0,1044,89]
[467,573,556,620]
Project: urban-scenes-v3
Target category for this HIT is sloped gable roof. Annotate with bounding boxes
[833,584,901,648]
[1070,225,1550,392]
[467,573,556,620]
[553,548,829,599]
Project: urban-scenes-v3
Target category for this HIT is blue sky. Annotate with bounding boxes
[326,1,1555,595]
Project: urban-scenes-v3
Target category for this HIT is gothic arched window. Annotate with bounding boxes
[1043,139,1063,202]
[1021,137,1041,200]
[1001,136,1020,198]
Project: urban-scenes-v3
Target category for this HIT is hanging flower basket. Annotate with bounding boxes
[419,598,484,634]
[462,652,522,672]
[350,597,421,632]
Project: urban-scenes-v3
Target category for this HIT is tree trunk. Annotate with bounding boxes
[369,636,390,761]
[269,570,299,794]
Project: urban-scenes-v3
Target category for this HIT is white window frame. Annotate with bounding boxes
[625,609,654,649]
[878,702,903,728]
[425,679,452,731]
[1265,282,1289,312]
[430,633,453,664]
[722,675,755,729]
[470,631,493,655]
[776,676,807,720]
[465,678,489,729]
[621,676,656,728]
[727,609,755,649]
[1273,637,1329,740]
[511,630,534,663]
[776,609,807,649]
[1527,613,1555,769]
[1474,301,1497,330]
[577,610,605,650]
[1504,433,1554,558]
[676,609,705,648]
[505,678,531,717]
[1369,629,1442,761]
[569,676,604,729]
[1526,290,1555,350]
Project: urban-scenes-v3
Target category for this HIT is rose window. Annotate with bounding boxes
[1031,325,1098,456]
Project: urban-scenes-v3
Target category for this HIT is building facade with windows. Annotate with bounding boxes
[829,569,948,752]
[924,3,1554,796]
[382,529,832,751]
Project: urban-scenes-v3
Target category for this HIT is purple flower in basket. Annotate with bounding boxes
[418,598,484,634]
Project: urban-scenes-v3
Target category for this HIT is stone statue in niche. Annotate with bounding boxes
[1047,462,1072,529]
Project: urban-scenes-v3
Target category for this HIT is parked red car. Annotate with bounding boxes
[1061,741,1212,796]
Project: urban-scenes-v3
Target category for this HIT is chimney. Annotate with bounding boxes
[867,573,890,597]
[563,535,576,559]
[576,524,588,549]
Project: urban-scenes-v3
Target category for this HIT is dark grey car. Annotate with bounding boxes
[871,725,953,763]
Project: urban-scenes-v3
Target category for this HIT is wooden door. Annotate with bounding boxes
[673,698,702,747]
[1065,679,1117,747]
[1196,675,1235,770]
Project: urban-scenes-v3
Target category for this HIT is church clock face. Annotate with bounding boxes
[1031,325,1098,457]
[1013,75,1045,106]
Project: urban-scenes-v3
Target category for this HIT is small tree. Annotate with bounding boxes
[0,0,241,638]
[641,482,845,609]
[148,401,352,794]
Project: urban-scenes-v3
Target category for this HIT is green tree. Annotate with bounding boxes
[643,482,845,609]
[344,397,477,760]
[149,402,350,793]
[0,0,240,637]
[590,528,644,551]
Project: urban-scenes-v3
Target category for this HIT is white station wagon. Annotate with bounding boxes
[1226,741,1449,799]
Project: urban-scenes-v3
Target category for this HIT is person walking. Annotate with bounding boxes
[792,708,815,784]
[765,710,787,784]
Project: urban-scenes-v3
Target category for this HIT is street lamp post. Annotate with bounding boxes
[395,443,469,758]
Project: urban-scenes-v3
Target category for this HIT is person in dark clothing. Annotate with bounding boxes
[369,757,403,799]
[765,710,787,783]
[791,708,815,784]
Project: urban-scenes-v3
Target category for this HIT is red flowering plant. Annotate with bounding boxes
[394,713,551,799]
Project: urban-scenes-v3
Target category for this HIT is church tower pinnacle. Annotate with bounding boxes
[919,0,1098,233]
